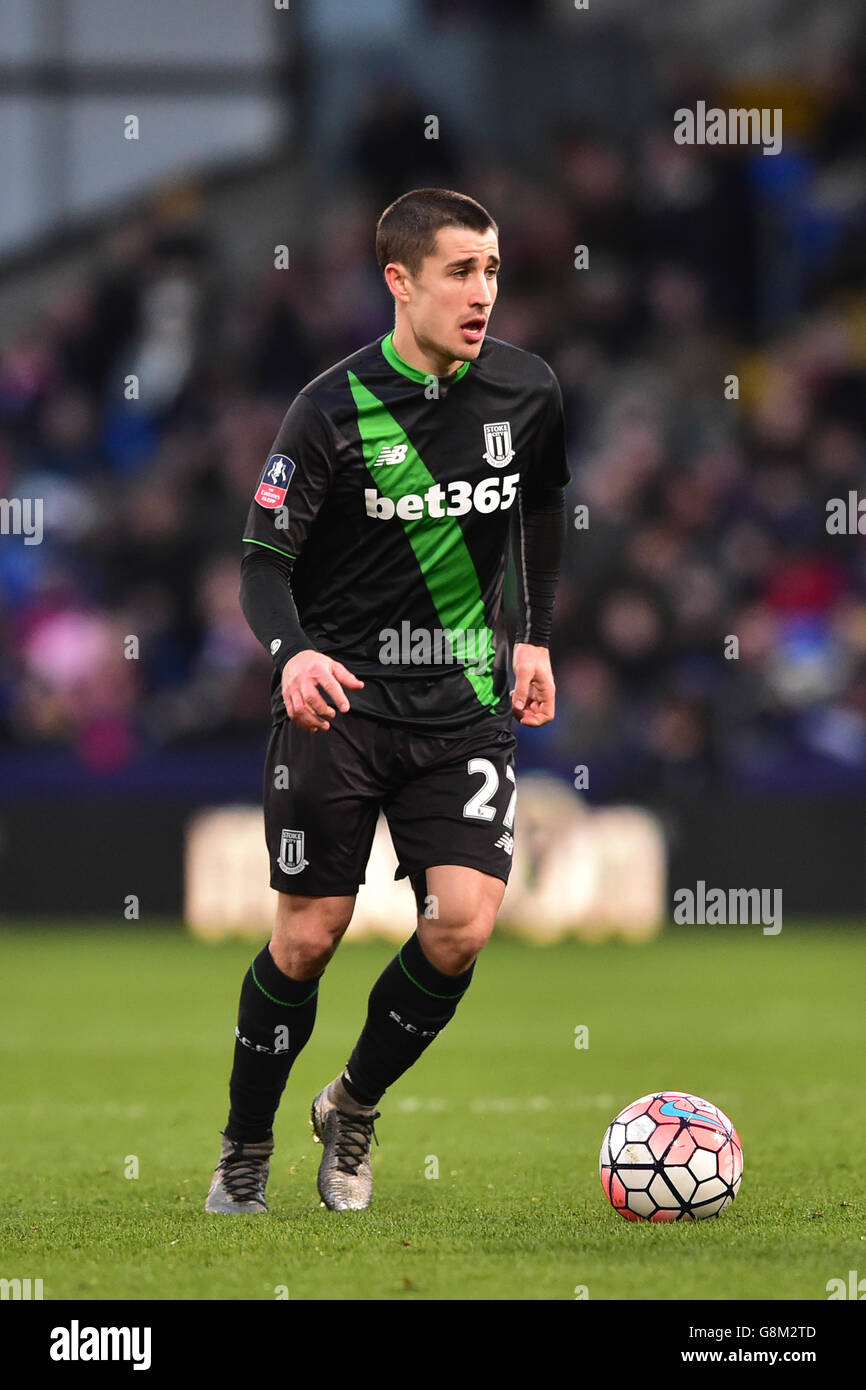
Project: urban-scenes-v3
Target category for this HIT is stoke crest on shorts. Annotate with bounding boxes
[278,828,308,875]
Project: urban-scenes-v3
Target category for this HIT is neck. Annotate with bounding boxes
[391,320,461,378]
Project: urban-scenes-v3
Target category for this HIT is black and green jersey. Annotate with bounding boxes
[242,331,570,733]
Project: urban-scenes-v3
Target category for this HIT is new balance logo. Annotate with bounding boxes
[495,832,514,856]
[373,444,408,467]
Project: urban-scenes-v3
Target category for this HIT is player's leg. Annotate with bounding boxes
[230,890,356,1147]
[414,863,504,971]
[312,727,515,1210]
[339,864,502,1099]
[205,891,355,1216]
[206,712,383,1215]
[310,866,502,1211]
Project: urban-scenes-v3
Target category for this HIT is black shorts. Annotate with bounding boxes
[263,710,517,908]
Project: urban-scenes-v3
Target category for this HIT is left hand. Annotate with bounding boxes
[511,643,556,726]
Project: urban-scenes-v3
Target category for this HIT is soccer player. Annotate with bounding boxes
[205,188,569,1214]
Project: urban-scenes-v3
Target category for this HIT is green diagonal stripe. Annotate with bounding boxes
[348,370,497,708]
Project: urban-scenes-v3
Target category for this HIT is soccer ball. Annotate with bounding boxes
[599,1091,743,1221]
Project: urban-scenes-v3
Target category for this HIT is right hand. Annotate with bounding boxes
[281,650,364,732]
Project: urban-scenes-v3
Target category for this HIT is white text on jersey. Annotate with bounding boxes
[365,473,518,521]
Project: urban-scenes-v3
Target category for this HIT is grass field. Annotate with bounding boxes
[1,921,864,1302]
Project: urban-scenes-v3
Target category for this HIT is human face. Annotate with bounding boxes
[388,224,500,376]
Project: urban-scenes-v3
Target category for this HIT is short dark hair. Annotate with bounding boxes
[376,188,497,276]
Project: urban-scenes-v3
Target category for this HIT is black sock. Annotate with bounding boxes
[342,932,475,1107]
[225,945,320,1144]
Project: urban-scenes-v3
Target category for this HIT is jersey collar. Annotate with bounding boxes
[381,331,472,385]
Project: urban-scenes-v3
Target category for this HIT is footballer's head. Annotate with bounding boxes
[377,189,499,374]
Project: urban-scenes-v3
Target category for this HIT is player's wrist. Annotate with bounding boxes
[275,642,316,676]
[514,638,551,653]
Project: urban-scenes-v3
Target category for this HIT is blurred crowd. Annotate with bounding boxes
[2,51,866,797]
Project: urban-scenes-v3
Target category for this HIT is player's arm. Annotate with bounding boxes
[511,485,565,725]
[239,548,362,731]
[510,366,570,727]
[240,392,363,732]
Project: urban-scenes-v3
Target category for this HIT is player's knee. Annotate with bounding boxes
[272,935,334,978]
[418,915,494,975]
[445,940,485,975]
[271,895,353,977]
[426,883,500,955]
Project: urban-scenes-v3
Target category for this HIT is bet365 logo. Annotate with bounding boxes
[365,473,518,521]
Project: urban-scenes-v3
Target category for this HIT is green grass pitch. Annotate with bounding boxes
[1,921,863,1301]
